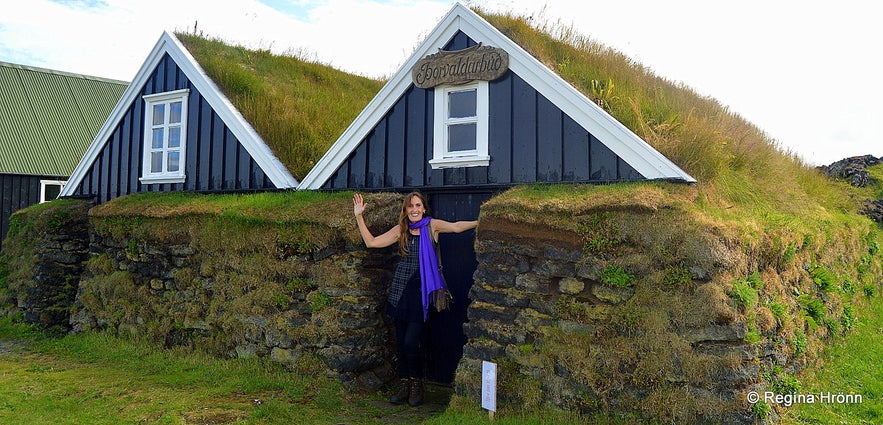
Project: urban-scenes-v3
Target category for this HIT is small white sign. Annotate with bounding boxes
[481,361,497,412]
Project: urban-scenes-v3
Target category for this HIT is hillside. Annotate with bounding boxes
[476,8,858,223]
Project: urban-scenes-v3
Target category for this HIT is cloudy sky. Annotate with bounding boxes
[1,0,879,166]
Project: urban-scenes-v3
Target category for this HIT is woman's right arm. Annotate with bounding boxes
[354,193,398,248]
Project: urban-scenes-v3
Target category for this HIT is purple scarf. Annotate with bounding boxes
[409,217,445,321]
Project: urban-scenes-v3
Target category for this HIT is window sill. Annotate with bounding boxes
[139,175,185,184]
[429,156,490,169]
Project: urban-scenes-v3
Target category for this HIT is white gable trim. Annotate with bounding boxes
[60,31,297,197]
[298,3,694,189]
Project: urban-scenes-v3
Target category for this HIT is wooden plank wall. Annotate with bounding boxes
[321,31,643,192]
[71,54,275,204]
[0,174,45,250]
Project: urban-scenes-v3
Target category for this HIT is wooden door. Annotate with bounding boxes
[424,190,493,384]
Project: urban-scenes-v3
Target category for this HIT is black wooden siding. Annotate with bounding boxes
[321,31,643,191]
[70,54,274,204]
[1,173,61,251]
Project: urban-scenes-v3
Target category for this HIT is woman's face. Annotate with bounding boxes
[405,195,426,222]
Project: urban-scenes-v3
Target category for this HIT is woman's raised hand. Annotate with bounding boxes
[353,193,366,217]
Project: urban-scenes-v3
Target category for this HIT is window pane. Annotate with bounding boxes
[151,152,163,173]
[152,129,164,149]
[448,89,477,118]
[169,127,181,148]
[448,123,476,152]
[44,184,62,201]
[170,101,182,123]
[168,151,180,172]
[152,104,165,125]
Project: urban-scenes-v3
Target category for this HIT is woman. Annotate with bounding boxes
[353,191,478,407]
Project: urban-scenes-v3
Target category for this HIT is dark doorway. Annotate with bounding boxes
[424,190,493,384]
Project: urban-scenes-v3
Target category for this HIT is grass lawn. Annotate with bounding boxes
[779,294,883,424]
[1,292,880,425]
[0,317,624,425]
[0,321,395,425]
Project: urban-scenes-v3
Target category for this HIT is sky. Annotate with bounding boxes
[1,0,880,167]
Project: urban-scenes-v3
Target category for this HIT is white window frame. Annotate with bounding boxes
[429,81,490,169]
[39,180,66,203]
[140,89,189,184]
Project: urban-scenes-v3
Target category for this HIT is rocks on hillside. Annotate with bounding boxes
[819,154,883,224]
[817,154,881,187]
[862,199,883,223]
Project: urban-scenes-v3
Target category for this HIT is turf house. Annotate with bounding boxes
[53,1,694,385]
[4,3,880,424]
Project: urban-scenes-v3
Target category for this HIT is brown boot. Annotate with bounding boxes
[389,378,410,405]
[408,378,423,407]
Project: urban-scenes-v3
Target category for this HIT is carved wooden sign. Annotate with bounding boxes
[412,43,509,89]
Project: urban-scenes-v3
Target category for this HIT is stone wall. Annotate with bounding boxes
[1,199,91,332]
[3,195,404,391]
[3,191,880,424]
[452,208,827,425]
[71,224,396,388]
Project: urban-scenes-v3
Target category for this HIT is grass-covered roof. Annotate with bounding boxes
[471,8,871,231]
[176,32,384,181]
[178,8,849,217]
[172,7,874,236]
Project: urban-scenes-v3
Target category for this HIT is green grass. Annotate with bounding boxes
[477,8,864,232]
[0,317,384,425]
[87,190,353,223]
[5,291,882,425]
[175,32,383,181]
[3,7,880,425]
[0,316,634,424]
[779,295,883,424]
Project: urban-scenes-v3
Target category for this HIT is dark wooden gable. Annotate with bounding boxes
[69,54,274,204]
[320,31,643,192]
[1,173,58,250]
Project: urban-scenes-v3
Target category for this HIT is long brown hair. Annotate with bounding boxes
[397,191,430,256]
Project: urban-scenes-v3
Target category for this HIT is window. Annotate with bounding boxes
[430,81,489,169]
[39,180,65,203]
[141,89,189,183]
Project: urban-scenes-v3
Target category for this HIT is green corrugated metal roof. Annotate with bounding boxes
[0,61,128,176]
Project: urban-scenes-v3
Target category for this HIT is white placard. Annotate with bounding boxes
[481,361,497,412]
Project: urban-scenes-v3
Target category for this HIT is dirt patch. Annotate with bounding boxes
[336,383,453,425]
[479,217,582,252]
[182,409,247,425]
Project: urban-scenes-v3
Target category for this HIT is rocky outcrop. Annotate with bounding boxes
[862,199,883,223]
[817,155,881,188]
[819,155,883,224]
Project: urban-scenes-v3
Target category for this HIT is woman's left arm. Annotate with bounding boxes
[430,219,478,238]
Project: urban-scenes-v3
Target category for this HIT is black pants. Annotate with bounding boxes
[394,318,426,379]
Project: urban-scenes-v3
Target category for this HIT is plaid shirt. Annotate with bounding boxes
[388,234,420,308]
